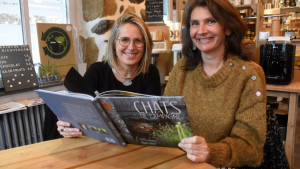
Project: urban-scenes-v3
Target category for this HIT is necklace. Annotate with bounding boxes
[112,68,138,86]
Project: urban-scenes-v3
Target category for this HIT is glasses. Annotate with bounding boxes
[117,37,145,48]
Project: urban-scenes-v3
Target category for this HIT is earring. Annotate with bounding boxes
[192,43,196,50]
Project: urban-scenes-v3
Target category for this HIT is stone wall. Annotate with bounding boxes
[76,0,146,67]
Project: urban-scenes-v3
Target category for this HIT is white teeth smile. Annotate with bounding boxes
[198,37,213,42]
[125,53,135,56]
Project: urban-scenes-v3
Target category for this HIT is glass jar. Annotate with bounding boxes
[250,32,255,40]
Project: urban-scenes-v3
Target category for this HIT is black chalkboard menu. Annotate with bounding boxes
[145,0,164,23]
[0,45,39,92]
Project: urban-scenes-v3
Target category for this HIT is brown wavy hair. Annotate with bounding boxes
[181,0,250,70]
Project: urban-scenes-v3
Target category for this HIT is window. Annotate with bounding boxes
[0,1,23,46]
[0,0,68,64]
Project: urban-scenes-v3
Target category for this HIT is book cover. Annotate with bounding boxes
[36,89,192,147]
[99,96,192,147]
[35,89,126,146]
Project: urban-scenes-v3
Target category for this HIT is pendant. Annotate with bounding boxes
[122,78,132,86]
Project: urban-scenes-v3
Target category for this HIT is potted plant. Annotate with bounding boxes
[37,65,45,87]
[52,61,61,83]
[39,60,53,85]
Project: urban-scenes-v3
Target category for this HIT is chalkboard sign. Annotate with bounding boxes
[0,45,39,92]
[145,0,164,23]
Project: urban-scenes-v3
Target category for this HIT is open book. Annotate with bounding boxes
[36,89,192,147]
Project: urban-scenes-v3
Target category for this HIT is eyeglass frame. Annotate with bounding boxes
[117,37,145,48]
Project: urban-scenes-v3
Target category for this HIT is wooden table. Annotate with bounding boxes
[267,80,300,168]
[0,137,214,169]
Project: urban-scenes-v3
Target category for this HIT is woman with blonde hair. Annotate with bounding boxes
[49,13,161,139]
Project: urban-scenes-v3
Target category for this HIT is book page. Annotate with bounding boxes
[97,90,152,97]
[67,92,94,99]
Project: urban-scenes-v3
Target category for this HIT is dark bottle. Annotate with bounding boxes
[290,0,296,7]
[280,0,285,8]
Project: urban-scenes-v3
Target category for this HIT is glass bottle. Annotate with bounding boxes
[280,0,286,8]
[291,0,296,6]
[286,0,290,7]
[246,29,251,39]
[250,32,255,40]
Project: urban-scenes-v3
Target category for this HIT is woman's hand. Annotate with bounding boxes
[57,120,82,138]
[178,136,210,163]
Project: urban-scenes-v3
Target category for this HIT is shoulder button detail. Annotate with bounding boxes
[229,62,234,66]
[242,65,246,70]
[252,75,257,80]
[256,91,261,97]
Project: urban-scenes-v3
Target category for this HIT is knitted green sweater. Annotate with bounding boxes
[164,55,267,167]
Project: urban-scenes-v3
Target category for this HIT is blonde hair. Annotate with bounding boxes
[103,13,153,74]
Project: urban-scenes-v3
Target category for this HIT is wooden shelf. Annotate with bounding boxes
[264,7,300,15]
[263,22,272,25]
[242,16,257,20]
[236,4,257,12]
[235,3,264,64]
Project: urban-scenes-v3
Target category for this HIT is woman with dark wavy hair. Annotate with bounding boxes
[164,0,266,167]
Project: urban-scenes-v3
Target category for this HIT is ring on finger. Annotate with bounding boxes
[61,127,65,132]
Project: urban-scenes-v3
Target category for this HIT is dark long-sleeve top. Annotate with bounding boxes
[84,61,161,95]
